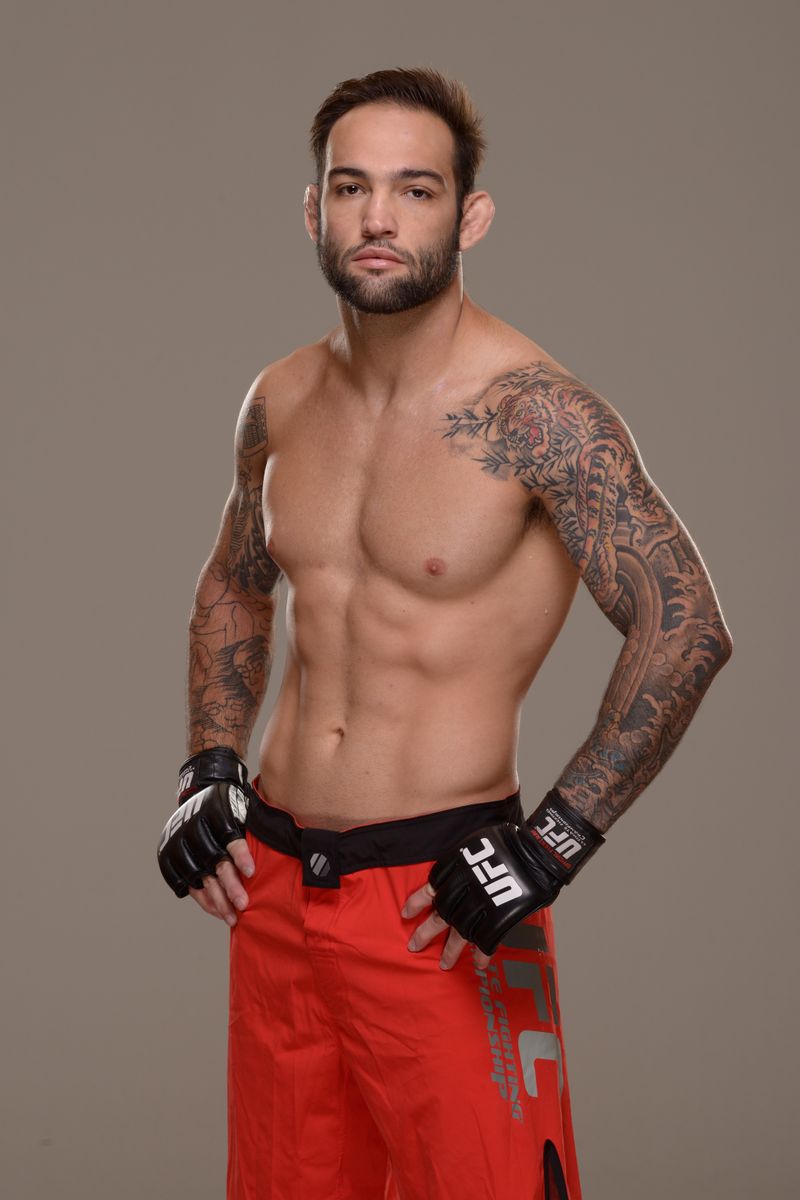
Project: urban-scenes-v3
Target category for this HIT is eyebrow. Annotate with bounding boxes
[327,166,448,189]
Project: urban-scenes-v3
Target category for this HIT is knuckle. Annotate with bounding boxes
[221,857,240,881]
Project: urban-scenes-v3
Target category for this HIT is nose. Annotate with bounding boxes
[361,190,398,240]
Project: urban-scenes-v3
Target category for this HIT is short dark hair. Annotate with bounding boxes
[308,66,487,216]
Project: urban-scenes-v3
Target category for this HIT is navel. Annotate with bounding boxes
[424,557,447,576]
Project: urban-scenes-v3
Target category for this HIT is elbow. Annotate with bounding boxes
[681,612,733,683]
[705,622,733,681]
[714,615,734,666]
[695,597,733,669]
[714,633,734,672]
[718,631,734,664]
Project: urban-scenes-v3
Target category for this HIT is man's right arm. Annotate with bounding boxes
[156,376,281,916]
[186,374,283,761]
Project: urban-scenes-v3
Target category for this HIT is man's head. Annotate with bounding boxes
[304,67,494,315]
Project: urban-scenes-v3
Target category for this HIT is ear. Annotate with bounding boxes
[303,183,320,243]
[457,190,496,252]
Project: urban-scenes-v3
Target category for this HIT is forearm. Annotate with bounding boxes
[555,608,732,833]
[186,559,280,758]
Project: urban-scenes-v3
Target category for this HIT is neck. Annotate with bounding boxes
[331,276,479,404]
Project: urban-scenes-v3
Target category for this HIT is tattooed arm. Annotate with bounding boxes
[186,379,283,758]
[521,363,733,831]
[446,361,733,833]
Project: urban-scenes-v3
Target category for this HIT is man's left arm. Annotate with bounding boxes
[403,361,733,966]
[515,361,733,832]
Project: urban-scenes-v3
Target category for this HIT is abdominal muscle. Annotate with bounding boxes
[255,557,578,830]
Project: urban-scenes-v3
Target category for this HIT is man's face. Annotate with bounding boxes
[312,103,463,315]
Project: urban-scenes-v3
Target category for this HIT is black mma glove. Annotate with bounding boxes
[157,746,254,898]
[428,788,605,956]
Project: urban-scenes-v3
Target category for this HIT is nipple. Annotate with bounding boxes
[424,557,446,576]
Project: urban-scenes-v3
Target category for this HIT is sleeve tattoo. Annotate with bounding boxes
[441,361,733,832]
[187,395,283,755]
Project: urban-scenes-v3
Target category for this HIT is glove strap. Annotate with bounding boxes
[523,788,605,884]
[177,746,248,802]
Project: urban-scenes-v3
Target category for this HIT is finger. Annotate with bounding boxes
[225,835,256,879]
[215,858,249,911]
[439,926,470,971]
[203,874,238,925]
[402,882,436,918]
[189,885,224,919]
[407,909,451,951]
[472,947,494,971]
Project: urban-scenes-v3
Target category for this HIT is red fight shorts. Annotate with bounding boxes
[227,774,583,1200]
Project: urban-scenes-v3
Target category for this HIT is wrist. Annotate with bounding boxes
[523,787,605,884]
[177,745,248,802]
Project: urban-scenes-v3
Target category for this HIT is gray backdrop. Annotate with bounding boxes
[3,1,797,1197]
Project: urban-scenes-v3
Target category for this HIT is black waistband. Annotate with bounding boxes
[245,778,524,889]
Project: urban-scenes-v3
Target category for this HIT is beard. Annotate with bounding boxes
[315,215,462,315]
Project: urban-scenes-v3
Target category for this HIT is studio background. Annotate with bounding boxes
[3,2,796,1197]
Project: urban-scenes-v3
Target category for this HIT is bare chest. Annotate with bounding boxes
[263,387,535,599]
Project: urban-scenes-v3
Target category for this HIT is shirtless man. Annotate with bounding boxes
[157,68,732,1200]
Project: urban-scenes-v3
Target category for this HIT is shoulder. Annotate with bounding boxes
[235,339,331,450]
[477,350,636,473]
[241,341,324,408]
[474,313,629,427]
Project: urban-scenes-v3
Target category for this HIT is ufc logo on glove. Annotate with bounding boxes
[530,813,583,862]
[462,838,524,907]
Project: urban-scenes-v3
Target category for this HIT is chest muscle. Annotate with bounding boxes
[263,396,531,601]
